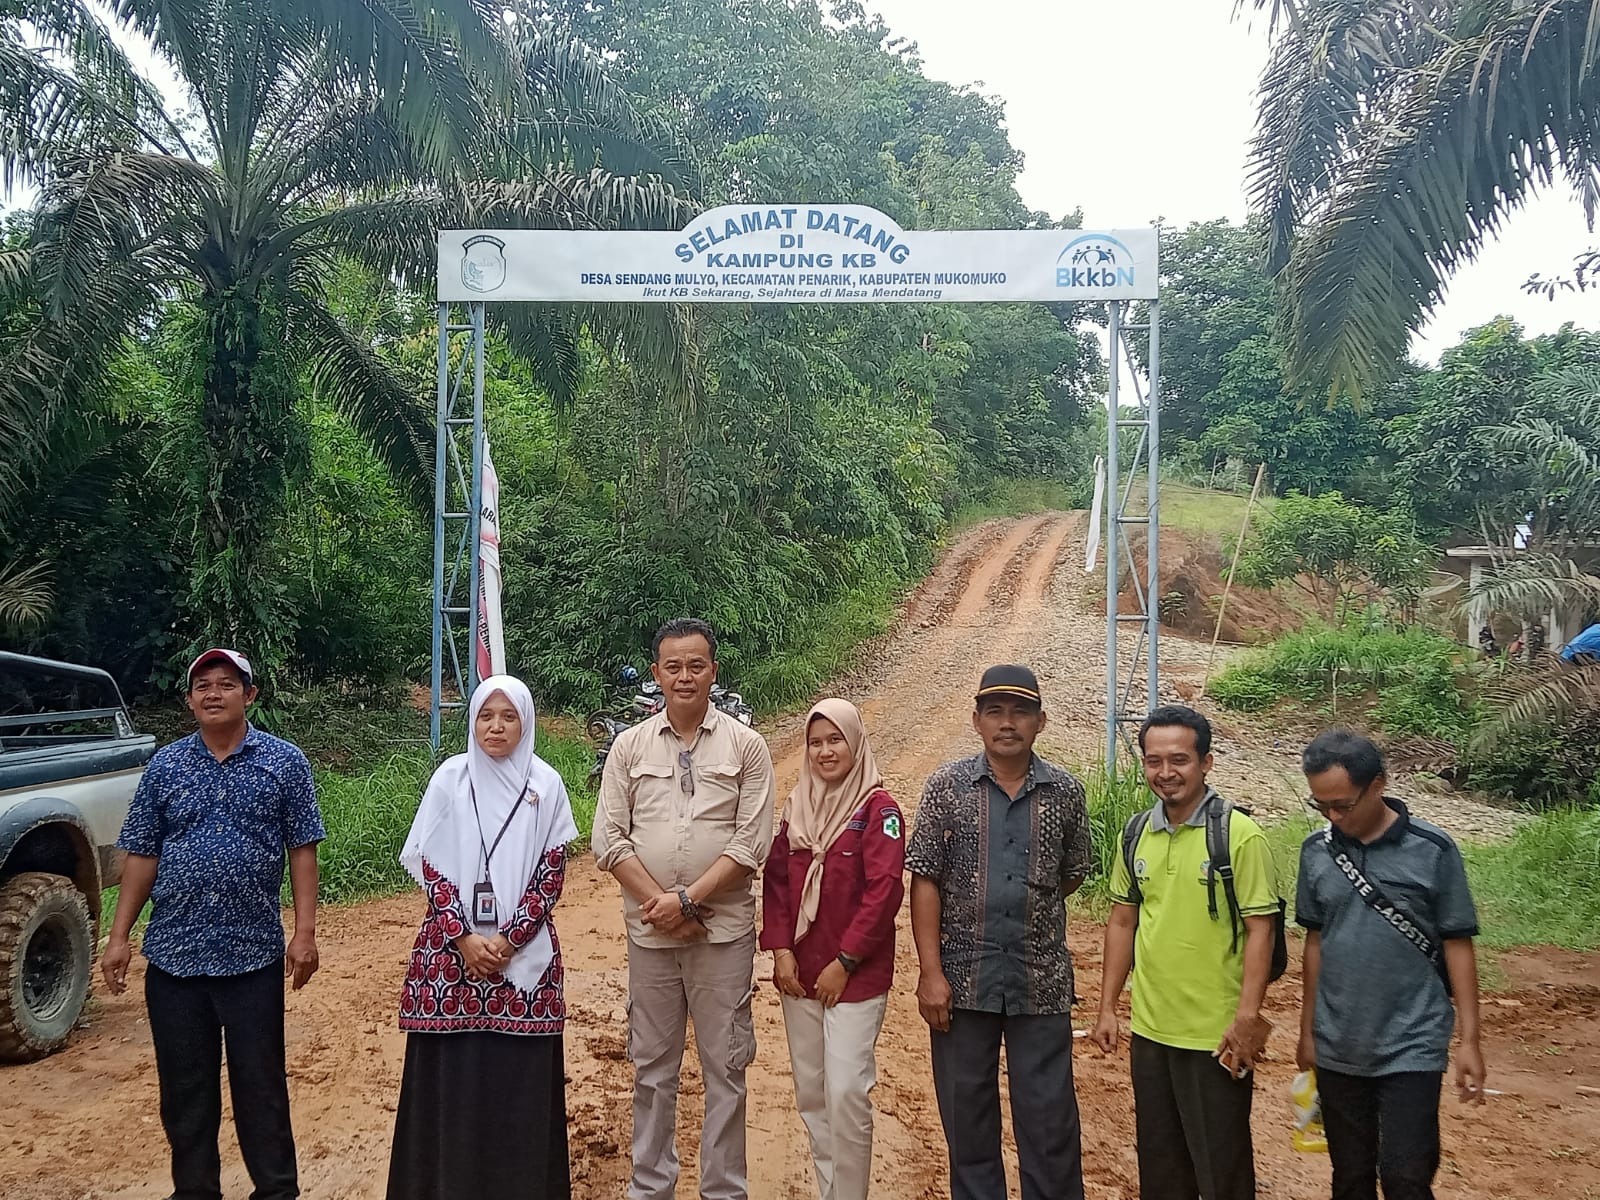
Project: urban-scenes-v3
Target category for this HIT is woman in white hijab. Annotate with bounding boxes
[386,676,577,1200]
[760,698,906,1200]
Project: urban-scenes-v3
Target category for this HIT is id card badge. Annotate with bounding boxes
[471,882,498,927]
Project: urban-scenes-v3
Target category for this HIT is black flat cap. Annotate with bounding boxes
[975,664,1042,705]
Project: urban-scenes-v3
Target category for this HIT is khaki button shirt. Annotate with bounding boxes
[592,707,776,948]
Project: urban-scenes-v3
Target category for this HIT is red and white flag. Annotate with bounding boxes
[475,436,506,680]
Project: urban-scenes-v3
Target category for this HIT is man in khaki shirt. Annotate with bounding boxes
[593,617,776,1200]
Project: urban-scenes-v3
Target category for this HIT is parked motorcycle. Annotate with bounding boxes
[586,668,754,776]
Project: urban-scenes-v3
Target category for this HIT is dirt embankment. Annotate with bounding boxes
[4,512,1595,1200]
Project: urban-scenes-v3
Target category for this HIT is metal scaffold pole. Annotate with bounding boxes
[430,301,487,751]
[1103,292,1162,765]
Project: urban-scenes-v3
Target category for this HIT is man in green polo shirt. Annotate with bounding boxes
[1090,705,1279,1200]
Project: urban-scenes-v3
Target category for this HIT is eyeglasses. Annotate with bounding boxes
[1305,795,1362,816]
[678,749,694,797]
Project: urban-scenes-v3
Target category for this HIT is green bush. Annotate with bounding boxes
[1209,621,1479,742]
[1461,708,1600,812]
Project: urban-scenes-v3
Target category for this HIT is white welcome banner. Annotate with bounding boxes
[438,205,1158,304]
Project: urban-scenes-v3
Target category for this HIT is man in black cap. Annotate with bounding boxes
[905,665,1092,1200]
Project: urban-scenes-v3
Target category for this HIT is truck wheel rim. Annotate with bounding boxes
[22,916,74,1022]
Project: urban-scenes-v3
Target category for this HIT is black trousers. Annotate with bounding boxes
[1129,1034,1255,1200]
[145,961,298,1200]
[930,1007,1085,1200]
[1317,1069,1442,1200]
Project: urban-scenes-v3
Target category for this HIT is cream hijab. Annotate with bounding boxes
[400,676,577,993]
[785,698,885,940]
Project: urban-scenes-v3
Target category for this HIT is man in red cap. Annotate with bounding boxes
[102,648,325,1200]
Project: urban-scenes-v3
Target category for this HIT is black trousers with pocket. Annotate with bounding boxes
[145,960,299,1200]
[929,1007,1085,1200]
[1129,1033,1256,1200]
[1317,1068,1442,1200]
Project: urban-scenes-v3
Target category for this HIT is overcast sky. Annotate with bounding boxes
[867,0,1597,364]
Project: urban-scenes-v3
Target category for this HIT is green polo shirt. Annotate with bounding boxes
[1109,791,1279,1051]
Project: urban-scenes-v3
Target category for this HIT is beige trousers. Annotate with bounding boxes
[779,992,890,1200]
[626,930,758,1200]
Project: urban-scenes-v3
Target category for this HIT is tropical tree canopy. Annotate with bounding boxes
[1243,0,1600,399]
[0,0,694,675]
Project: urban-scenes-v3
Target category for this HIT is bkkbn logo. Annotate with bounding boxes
[1055,234,1136,289]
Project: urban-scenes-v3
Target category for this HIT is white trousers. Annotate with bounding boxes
[779,992,890,1200]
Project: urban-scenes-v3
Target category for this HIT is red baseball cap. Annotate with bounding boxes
[187,648,254,688]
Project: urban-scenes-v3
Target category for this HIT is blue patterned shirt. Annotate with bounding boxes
[118,725,326,978]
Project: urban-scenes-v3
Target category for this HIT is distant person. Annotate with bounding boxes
[592,618,776,1200]
[1091,705,1282,1200]
[102,648,324,1200]
[1296,729,1485,1200]
[906,665,1092,1200]
[762,698,905,1200]
[1558,621,1600,665]
[1476,624,1499,659]
[386,675,578,1200]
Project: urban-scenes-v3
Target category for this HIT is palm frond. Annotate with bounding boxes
[0,254,159,505]
[1473,658,1600,748]
[502,30,701,192]
[30,150,220,316]
[1466,553,1600,621]
[0,559,54,630]
[493,305,582,416]
[1251,0,1600,398]
[288,291,434,510]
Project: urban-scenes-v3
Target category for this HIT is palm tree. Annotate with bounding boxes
[1,1,695,667]
[1243,0,1600,399]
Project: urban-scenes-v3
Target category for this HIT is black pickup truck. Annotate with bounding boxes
[0,652,156,1060]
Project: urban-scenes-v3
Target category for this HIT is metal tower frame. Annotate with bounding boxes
[1104,300,1161,764]
[429,301,486,750]
[430,281,1160,763]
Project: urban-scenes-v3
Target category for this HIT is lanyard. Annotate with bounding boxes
[468,778,528,882]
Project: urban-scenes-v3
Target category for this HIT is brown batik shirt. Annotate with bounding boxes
[906,752,1092,1015]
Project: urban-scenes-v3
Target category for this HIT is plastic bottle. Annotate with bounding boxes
[1290,1069,1329,1154]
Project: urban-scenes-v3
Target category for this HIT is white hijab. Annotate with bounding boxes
[400,675,577,994]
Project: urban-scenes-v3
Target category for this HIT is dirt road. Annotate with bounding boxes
[5,513,1597,1199]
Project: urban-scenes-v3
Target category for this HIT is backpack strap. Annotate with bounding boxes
[1205,798,1244,956]
[1121,809,1154,904]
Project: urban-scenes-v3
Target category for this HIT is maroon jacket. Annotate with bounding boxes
[760,788,905,1002]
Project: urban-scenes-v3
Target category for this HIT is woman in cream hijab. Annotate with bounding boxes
[761,698,906,1200]
[386,675,577,1200]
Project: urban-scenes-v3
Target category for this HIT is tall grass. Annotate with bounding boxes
[1464,807,1600,951]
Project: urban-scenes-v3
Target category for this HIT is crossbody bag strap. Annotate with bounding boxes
[1320,830,1452,994]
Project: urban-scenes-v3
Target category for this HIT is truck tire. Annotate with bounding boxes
[0,872,93,1062]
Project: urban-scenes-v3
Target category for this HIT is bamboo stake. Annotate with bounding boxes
[1201,463,1267,698]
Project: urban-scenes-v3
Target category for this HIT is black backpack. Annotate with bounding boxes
[1120,798,1289,982]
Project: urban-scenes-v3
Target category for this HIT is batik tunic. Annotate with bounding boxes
[398,847,567,1035]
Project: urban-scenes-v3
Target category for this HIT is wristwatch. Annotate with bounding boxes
[836,951,860,974]
[676,888,703,923]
